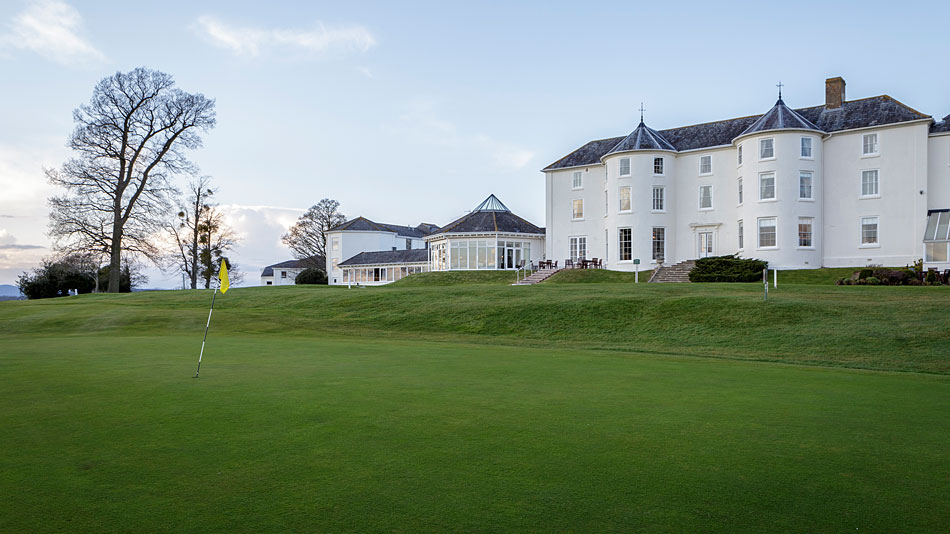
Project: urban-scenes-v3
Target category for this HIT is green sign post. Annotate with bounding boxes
[634,259,640,283]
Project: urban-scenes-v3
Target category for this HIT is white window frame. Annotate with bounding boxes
[618,227,632,262]
[860,216,880,247]
[861,169,880,198]
[652,186,665,212]
[800,137,814,159]
[652,227,666,262]
[699,185,713,211]
[759,172,776,201]
[618,186,632,213]
[737,144,743,167]
[737,219,744,250]
[653,157,665,176]
[619,158,631,177]
[572,171,583,190]
[331,237,340,251]
[737,177,743,206]
[759,138,775,160]
[797,217,814,249]
[569,236,588,262]
[604,190,608,218]
[699,155,712,175]
[862,133,879,157]
[799,171,813,201]
[757,217,778,249]
[571,198,584,221]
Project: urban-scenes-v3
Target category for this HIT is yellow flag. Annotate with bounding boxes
[218,261,230,294]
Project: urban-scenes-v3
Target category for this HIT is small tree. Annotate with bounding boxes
[281,198,345,265]
[166,176,215,289]
[295,268,327,285]
[196,204,241,289]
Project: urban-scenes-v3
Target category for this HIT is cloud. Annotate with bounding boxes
[194,16,376,58]
[2,0,105,65]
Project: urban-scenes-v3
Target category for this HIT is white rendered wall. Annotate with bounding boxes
[545,166,605,265]
[927,133,950,209]
[327,230,425,285]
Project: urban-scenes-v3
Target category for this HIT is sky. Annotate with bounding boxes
[1,0,948,287]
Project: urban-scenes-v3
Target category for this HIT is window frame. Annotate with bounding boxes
[759,138,775,161]
[571,198,584,221]
[618,227,632,262]
[757,217,778,250]
[618,186,632,213]
[797,217,814,249]
[860,216,880,247]
[652,227,666,262]
[759,172,776,202]
[862,133,879,157]
[737,144,743,167]
[652,186,665,212]
[569,236,588,262]
[799,171,814,201]
[699,185,713,211]
[653,157,665,176]
[737,219,744,250]
[699,155,712,175]
[737,177,743,206]
[572,170,583,190]
[861,169,880,198]
[800,137,814,159]
[619,158,631,177]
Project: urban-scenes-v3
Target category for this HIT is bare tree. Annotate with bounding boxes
[166,176,215,289]
[196,204,241,289]
[47,67,216,292]
[281,198,346,264]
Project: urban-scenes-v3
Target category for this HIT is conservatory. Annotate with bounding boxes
[425,195,545,271]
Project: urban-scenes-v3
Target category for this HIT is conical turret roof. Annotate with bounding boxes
[606,120,676,155]
[737,97,823,138]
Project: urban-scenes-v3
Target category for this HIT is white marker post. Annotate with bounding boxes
[774,268,778,288]
[763,268,768,302]
[634,258,640,283]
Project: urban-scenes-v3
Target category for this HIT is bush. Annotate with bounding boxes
[926,270,938,285]
[295,268,327,285]
[858,269,873,280]
[866,277,881,285]
[17,261,96,299]
[688,255,768,283]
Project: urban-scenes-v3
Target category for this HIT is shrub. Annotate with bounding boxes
[858,269,873,280]
[926,270,938,285]
[295,268,327,285]
[688,255,768,283]
[866,277,881,285]
[17,261,96,299]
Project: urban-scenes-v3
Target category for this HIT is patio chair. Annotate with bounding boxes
[565,259,573,269]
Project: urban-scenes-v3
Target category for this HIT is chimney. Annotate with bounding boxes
[825,77,846,109]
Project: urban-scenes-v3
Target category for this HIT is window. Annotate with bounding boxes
[652,227,665,261]
[760,138,774,159]
[332,258,339,270]
[799,171,813,199]
[451,240,499,269]
[619,228,632,261]
[653,157,664,175]
[699,185,713,210]
[619,158,631,176]
[861,170,879,197]
[619,186,631,212]
[861,216,879,245]
[280,271,287,278]
[572,198,584,220]
[572,171,583,189]
[801,137,813,158]
[798,218,813,247]
[759,172,775,200]
[737,178,743,205]
[737,145,743,166]
[406,239,412,250]
[738,220,744,250]
[604,190,608,216]
[569,236,587,262]
[862,133,878,155]
[758,217,777,248]
[652,186,665,211]
[699,155,712,175]
[332,237,339,251]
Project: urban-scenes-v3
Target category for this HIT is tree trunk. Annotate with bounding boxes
[108,222,123,293]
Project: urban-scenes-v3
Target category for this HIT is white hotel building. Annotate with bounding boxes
[543,77,950,271]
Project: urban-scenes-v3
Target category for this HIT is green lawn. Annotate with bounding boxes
[1,283,948,531]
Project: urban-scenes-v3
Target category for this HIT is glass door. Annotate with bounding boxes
[698,232,714,258]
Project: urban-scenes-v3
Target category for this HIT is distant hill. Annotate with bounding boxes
[0,284,22,297]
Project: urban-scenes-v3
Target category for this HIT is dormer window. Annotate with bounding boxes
[699,155,712,175]
[619,158,631,176]
[653,157,664,175]
[801,137,813,158]
[572,171,583,189]
[862,133,879,156]
[760,138,775,160]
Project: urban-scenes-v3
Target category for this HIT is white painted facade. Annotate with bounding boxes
[545,81,950,271]
[326,225,426,285]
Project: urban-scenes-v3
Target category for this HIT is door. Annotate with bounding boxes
[506,248,514,269]
[698,232,714,258]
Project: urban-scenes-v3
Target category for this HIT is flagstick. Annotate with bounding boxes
[194,287,218,378]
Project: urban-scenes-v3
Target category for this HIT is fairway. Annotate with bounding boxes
[1,283,948,531]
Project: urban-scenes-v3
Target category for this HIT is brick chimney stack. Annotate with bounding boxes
[825,77,846,109]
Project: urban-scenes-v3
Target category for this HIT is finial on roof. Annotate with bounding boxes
[638,102,646,124]
[776,81,784,100]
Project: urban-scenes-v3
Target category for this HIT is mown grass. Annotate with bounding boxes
[776,267,904,285]
[0,334,947,532]
[546,268,653,284]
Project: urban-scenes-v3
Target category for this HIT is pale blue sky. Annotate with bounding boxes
[1,0,948,286]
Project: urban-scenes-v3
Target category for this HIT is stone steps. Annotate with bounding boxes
[512,268,561,285]
[649,260,696,283]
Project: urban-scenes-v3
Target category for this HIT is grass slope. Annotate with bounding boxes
[0,335,947,532]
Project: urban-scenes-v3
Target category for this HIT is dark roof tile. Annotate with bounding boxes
[338,249,429,266]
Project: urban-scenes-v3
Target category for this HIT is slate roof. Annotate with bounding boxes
[738,98,821,137]
[261,256,324,277]
[338,249,429,266]
[606,121,676,154]
[933,114,950,134]
[431,195,544,236]
[544,95,932,170]
[329,216,439,238]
